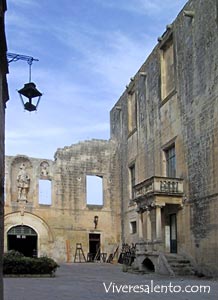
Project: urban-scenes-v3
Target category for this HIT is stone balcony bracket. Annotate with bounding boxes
[133,176,184,212]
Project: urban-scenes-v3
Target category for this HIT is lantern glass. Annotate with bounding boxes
[18,82,42,112]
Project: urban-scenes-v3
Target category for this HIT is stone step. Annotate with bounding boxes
[170,263,192,268]
[165,254,195,276]
[167,259,190,264]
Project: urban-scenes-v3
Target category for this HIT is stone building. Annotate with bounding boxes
[4,0,218,277]
[110,0,218,276]
[4,140,120,262]
[0,0,9,298]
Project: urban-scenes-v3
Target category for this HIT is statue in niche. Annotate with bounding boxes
[40,161,49,177]
[17,163,30,201]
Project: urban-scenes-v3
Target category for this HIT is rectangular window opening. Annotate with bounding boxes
[86,175,103,206]
[129,164,135,200]
[128,91,137,134]
[39,179,52,205]
[130,221,137,234]
[165,145,176,178]
[161,36,175,100]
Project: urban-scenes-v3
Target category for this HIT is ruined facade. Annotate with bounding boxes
[4,0,218,277]
[4,140,120,262]
[110,0,218,276]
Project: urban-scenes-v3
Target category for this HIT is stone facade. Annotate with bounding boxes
[5,140,120,262]
[110,0,218,276]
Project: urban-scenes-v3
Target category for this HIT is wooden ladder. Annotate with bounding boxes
[94,246,101,262]
[107,245,119,263]
[74,243,86,262]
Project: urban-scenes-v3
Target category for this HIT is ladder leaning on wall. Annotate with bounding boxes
[106,245,119,263]
[74,243,86,262]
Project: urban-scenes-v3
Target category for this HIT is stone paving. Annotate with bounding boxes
[4,263,218,300]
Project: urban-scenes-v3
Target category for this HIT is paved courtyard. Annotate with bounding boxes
[4,263,218,300]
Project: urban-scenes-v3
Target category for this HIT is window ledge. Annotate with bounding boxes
[161,89,177,106]
[87,205,103,210]
[128,128,137,139]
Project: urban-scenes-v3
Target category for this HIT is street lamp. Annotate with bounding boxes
[94,215,99,229]
[18,82,42,112]
[7,52,43,112]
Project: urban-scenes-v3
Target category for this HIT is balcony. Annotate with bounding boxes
[133,176,184,211]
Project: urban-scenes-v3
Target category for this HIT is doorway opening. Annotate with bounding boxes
[7,225,38,257]
[88,233,100,261]
[142,257,155,272]
[170,214,177,253]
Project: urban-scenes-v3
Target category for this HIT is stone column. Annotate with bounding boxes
[146,210,152,240]
[156,206,162,240]
[138,212,144,239]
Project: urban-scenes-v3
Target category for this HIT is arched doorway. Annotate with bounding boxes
[5,212,54,258]
[7,225,37,257]
[142,257,155,272]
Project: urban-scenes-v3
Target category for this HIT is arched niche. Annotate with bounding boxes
[10,155,33,202]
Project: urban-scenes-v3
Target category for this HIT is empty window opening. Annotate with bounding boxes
[86,175,103,205]
[142,257,155,272]
[39,179,52,205]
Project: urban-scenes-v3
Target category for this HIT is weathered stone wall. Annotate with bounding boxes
[110,0,218,275]
[5,139,120,262]
[175,0,218,275]
[52,139,121,259]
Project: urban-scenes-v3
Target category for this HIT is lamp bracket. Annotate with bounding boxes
[7,52,39,65]
[7,52,39,83]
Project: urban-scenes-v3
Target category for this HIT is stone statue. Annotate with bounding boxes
[17,163,30,201]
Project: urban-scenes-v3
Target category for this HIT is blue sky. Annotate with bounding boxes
[5,0,187,159]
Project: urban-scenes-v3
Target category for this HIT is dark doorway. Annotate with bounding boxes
[170,214,177,253]
[142,257,155,272]
[89,233,100,261]
[7,225,37,257]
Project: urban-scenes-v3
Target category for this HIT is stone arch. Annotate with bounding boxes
[7,225,38,257]
[142,257,155,272]
[11,155,33,168]
[4,212,54,257]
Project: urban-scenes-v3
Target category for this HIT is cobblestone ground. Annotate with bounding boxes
[4,263,218,300]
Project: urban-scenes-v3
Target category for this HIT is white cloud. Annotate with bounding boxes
[85,31,152,91]
[6,127,67,140]
[94,0,186,17]
[8,0,39,7]
[49,21,152,94]
[5,121,110,159]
